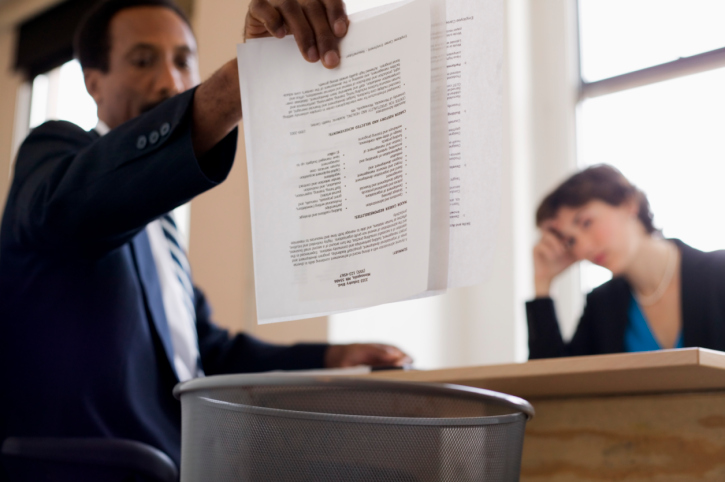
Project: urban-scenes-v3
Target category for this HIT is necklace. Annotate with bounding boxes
[634,243,677,307]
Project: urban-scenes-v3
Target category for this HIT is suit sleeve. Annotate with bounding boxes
[193,287,329,374]
[10,88,236,257]
[527,296,598,359]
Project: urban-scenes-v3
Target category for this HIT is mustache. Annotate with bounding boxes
[141,97,171,114]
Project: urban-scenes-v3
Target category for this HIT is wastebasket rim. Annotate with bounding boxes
[196,395,529,426]
[173,374,534,420]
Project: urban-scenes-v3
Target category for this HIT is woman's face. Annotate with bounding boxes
[542,199,645,275]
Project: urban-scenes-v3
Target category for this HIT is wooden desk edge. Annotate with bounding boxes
[698,347,725,369]
[362,348,725,399]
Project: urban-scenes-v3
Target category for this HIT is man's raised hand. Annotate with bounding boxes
[245,0,349,68]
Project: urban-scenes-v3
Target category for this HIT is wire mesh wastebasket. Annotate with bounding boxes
[174,375,534,482]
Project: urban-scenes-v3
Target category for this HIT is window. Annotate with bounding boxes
[579,0,725,83]
[28,59,98,130]
[577,1,725,292]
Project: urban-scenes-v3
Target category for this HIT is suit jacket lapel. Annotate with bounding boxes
[130,228,179,380]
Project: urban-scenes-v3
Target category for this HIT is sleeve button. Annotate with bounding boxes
[136,135,147,149]
[160,122,171,136]
[149,130,160,144]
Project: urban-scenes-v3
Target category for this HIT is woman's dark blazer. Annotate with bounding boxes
[527,239,725,359]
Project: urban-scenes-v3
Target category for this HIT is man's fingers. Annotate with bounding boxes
[247,0,285,38]
[246,0,349,67]
[387,350,413,366]
[302,0,340,68]
[319,0,349,37]
[326,343,412,368]
[362,344,392,362]
[369,344,412,366]
[277,0,320,62]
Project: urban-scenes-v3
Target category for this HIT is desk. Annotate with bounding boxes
[366,348,725,481]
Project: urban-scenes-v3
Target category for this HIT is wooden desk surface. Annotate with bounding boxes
[366,347,725,399]
[367,348,725,480]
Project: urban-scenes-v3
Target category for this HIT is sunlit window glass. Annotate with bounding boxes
[28,73,50,129]
[579,0,725,82]
[27,59,97,131]
[56,60,98,130]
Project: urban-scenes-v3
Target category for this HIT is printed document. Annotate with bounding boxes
[444,0,503,288]
[239,0,433,323]
[238,0,502,323]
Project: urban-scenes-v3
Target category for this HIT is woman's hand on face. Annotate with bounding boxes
[533,229,576,297]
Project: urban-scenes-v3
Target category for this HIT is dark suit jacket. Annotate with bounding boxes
[0,89,327,468]
[527,239,725,359]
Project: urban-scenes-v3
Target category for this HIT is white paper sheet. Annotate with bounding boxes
[444,0,504,288]
[238,0,433,323]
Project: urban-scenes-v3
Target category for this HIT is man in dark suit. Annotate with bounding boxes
[0,0,410,469]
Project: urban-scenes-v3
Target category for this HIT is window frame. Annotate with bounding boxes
[576,1,725,101]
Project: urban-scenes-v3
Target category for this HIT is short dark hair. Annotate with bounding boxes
[74,0,192,72]
[536,164,658,234]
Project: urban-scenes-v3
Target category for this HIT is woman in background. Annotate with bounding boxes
[527,164,725,358]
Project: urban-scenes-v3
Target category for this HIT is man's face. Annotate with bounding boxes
[85,6,200,128]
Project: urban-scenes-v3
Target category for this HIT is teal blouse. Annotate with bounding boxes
[624,294,683,352]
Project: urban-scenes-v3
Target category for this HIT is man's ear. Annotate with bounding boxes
[83,69,103,106]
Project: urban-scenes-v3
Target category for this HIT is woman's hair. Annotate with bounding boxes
[536,164,658,234]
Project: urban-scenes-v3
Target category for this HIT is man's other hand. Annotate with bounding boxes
[325,343,413,368]
[245,0,349,69]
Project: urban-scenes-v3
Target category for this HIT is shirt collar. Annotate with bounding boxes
[94,120,110,137]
